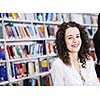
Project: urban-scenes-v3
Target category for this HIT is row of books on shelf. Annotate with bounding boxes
[71,13,98,25]
[0,46,97,62]
[0,40,96,62]
[0,58,51,86]
[6,43,45,59]
[4,23,57,39]
[6,41,56,60]
[1,13,69,22]
[0,13,98,25]
[2,23,97,40]
[12,75,51,86]
[18,78,38,86]
[10,58,49,79]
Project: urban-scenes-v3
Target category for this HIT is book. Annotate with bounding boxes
[0,46,5,60]
[23,27,30,38]
[91,15,97,25]
[23,78,38,86]
[16,63,21,78]
[30,43,37,56]
[20,63,27,77]
[83,14,92,24]
[61,13,70,22]
[39,75,50,86]
[11,63,18,79]
[44,13,53,21]
[6,45,12,59]
[17,13,26,20]
[11,13,19,19]
[28,62,35,76]
[15,26,22,38]
[71,13,84,24]
[0,26,3,39]
[25,13,34,21]
[11,26,19,39]
[5,26,11,39]
[39,59,48,72]
[36,13,44,21]
[26,26,36,38]
[0,64,8,81]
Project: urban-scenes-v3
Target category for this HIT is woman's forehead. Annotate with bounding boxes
[65,27,80,35]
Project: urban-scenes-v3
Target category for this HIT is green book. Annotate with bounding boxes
[0,26,3,39]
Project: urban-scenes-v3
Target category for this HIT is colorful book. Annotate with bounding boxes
[0,64,8,81]
[0,46,5,60]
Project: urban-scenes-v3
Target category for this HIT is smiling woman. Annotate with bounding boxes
[65,27,82,53]
[50,21,100,86]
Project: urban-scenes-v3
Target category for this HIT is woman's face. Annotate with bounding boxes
[65,27,82,53]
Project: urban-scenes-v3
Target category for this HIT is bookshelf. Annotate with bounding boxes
[0,13,61,86]
[0,13,98,86]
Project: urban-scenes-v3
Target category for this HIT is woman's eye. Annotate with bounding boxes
[68,37,72,39]
[76,35,80,38]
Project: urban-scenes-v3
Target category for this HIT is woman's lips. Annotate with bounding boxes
[71,44,79,48]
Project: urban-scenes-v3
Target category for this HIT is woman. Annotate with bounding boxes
[51,21,100,86]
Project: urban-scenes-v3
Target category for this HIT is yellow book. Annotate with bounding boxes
[20,26,28,38]
[91,16,97,25]
[41,59,48,68]
[11,13,18,19]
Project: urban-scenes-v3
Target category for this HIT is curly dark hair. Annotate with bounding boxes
[55,21,91,68]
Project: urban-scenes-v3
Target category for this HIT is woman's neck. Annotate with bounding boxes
[69,52,78,63]
[69,52,81,73]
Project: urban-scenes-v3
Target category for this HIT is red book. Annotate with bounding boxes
[51,26,54,37]
[21,63,26,77]
[24,27,30,37]
[6,45,12,59]
[5,26,11,38]
[48,42,51,53]
[16,64,21,78]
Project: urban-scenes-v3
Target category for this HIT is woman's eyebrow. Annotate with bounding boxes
[66,33,80,37]
[66,35,73,37]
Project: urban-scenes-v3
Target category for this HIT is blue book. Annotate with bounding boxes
[11,63,18,79]
[0,65,7,81]
[0,47,5,60]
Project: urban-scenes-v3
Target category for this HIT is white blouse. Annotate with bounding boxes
[50,57,100,86]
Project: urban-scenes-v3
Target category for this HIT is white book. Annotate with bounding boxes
[28,62,35,76]
[71,13,84,24]
[62,13,70,22]
[83,14,92,24]
[25,13,34,21]
[17,13,26,20]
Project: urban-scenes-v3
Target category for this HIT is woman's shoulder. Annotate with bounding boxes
[51,57,65,70]
[52,57,63,65]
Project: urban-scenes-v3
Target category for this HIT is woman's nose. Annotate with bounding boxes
[73,37,77,43]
